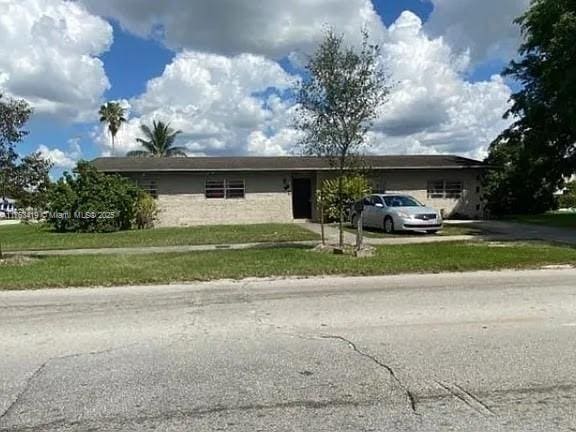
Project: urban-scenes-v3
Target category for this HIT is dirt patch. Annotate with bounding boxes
[311,244,376,258]
[0,255,39,267]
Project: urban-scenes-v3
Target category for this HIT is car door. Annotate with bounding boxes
[362,196,380,228]
[370,196,386,228]
[359,197,373,227]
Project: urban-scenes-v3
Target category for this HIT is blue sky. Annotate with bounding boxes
[3,0,528,176]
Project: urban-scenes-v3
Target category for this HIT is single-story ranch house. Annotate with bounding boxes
[92,155,486,227]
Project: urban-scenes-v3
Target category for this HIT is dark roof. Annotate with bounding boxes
[92,155,485,173]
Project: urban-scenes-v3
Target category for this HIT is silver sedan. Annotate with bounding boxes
[350,194,443,234]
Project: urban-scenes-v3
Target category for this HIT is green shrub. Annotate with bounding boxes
[46,161,140,233]
[134,193,158,229]
[559,182,576,209]
[318,175,371,221]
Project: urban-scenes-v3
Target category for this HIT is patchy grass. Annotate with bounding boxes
[510,213,576,230]
[0,223,319,252]
[343,223,485,238]
[1,241,575,290]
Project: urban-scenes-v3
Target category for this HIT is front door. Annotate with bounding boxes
[292,178,312,219]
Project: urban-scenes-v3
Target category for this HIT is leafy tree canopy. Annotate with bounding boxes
[485,0,576,215]
[0,94,52,208]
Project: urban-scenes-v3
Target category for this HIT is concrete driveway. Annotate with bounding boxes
[471,220,576,245]
[1,269,576,431]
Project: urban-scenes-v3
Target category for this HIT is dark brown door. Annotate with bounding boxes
[292,178,312,219]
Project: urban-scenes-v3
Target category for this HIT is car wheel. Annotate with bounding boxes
[427,230,439,235]
[384,216,395,234]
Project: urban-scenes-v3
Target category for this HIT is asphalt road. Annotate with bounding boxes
[1,269,576,431]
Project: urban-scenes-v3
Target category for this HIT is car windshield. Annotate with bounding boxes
[383,195,423,207]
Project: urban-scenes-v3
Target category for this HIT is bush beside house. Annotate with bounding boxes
[559,182,576,209]
[46,161,157,233]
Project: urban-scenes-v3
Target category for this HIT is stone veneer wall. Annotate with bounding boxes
[123,168,484,227]
[315,169,484,220]
[128,172,295,227]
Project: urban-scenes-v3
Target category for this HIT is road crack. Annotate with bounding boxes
[320,335,419,415]
[0,344,137,425]
[435,381,496,417]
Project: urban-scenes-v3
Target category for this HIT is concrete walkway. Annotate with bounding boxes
[301,221,477,246]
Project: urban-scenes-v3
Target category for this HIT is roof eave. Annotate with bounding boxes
[96,165,487,173]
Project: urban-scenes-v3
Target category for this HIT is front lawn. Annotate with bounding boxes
[511,213,576,230]
[0,223,319,252]
[1,241,575,290]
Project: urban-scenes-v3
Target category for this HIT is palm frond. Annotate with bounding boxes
[126,150,152,157]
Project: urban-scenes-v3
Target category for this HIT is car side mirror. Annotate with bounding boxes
[375,203,384,208]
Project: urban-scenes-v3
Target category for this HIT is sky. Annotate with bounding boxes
[0,0,531,176]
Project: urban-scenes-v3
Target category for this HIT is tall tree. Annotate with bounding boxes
[127,121,187,157]
[294,29,390,247]
[0,93,33,199]
[14,152,53,209]
[484,0,576,215]
[99,102,127,156]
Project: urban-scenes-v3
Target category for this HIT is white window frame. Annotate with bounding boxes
[427,180,463,199]
[136,178,158,199]
[205,179,246,199]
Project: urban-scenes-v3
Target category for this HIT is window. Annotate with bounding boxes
[427,181,445,199]
[136,179,158,199]
[383,195,423,207]
[370,196,383,206]
[427,180,463,199]
[205,179,245,199]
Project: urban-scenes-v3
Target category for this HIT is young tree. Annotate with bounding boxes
[295,29,390,247]
[484,0,576,215]
[127,121,187,157]
[99,102,127,156]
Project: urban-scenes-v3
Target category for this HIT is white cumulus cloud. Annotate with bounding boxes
[0,0,112,122]
[94,52,299,156]
[424,0,531,65]
[37,138,82,169]
[371,11,513,159]
[79,0,386,57]
[94,10,514,160]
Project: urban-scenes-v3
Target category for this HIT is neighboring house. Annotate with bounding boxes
[92,155,486,227]
[0,197,16,218]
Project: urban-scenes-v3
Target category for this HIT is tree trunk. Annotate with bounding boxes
[320,200,326,245]
[111,134,115,157]
[338,174,344,248]
[356,211,363,251]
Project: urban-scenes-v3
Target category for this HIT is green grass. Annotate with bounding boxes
[1,241,575,290]
[0,223,319,252]
[510,213,576,230]
[343,223,485,238]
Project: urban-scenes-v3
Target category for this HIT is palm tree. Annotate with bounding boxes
[99,102,126,156]
[127,121,187,157]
